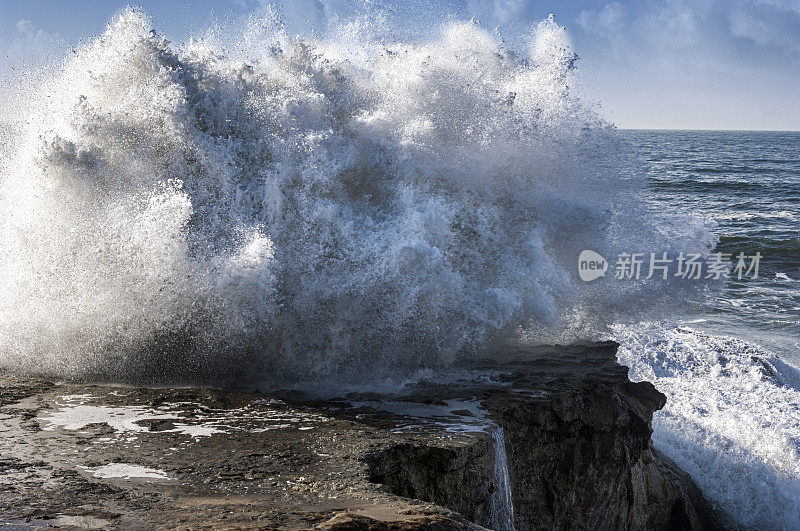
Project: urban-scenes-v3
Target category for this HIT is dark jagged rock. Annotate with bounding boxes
[364,440,495,525]
[0,343,718,529]
[477,342,712,529]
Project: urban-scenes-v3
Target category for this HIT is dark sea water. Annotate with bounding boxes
[613,130,800,526]
[625,129,800,364]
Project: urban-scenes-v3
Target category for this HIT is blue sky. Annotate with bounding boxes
[1,0,799,130]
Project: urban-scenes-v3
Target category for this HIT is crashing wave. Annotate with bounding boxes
[615,324,800,527]
[0,9,712,385]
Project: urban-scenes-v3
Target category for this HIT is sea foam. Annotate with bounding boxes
[0,8,712,385]
[616,324,800,527]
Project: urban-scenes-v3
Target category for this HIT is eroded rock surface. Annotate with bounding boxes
[0,343,717,529]
[478,342,714,530]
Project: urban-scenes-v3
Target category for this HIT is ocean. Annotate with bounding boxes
[0,8,798,527]
[615,129,800,527]
[629,129,799,359]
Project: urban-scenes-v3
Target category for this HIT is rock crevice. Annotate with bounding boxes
[364,342,715,530]
[365,439,496,527]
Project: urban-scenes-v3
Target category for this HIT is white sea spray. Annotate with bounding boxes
[616,324,800,528]
[0,9,712,385]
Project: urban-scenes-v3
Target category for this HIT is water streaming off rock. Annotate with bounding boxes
[490,426,515,531]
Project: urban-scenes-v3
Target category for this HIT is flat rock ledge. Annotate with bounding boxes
[0,342,718,530]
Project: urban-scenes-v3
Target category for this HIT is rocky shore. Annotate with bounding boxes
[0,342,718,529]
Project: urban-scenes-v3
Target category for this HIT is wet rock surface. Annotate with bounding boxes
[0,342,716,529]
[476,342,715,530]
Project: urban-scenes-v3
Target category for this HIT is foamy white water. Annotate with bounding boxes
[0,8,713,385]
[82,463,172,480]
[615,324,800,528]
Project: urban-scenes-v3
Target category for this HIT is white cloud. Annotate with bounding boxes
[576,2,626,36]
[466,0,530,24]
[492,0,527,23]
[751,0,800,11]
[16,19,37,36]
[642,0,699,47]
[6,19,62,60]
[729,0,800,53]
[9,19,46,53]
